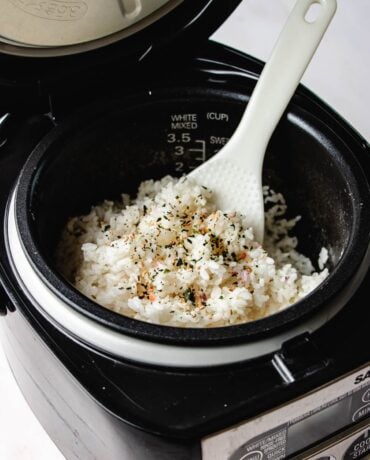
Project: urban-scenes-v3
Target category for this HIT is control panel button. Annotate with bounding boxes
[343,429,370,460]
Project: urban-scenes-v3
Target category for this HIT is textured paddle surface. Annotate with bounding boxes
[188,157,264,242]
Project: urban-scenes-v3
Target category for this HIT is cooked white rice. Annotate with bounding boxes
[56,176,328,327]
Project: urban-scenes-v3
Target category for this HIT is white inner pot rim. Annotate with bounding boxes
[7,187,366,368]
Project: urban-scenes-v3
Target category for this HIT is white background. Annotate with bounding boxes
[0,1,369,458]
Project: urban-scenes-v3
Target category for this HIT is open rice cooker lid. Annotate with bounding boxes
[0,1,241,66]
[0,0,242,112]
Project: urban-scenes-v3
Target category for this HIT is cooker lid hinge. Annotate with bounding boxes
[272,332,332,384]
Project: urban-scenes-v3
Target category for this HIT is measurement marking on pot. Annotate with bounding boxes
[170,113,198,130]
[174,145,184,156]
[210,135,229,145]
[206,112,229,122]
[166,132,191,143]
[189,139,206,162]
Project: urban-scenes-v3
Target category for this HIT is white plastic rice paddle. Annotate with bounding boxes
[188,0,337,243]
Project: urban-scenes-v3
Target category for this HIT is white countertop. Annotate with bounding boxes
[0,1,369,459]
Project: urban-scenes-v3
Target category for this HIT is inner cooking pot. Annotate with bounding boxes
[14,85,370,345]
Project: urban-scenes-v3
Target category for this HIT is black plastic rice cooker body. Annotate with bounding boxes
[0,41,370,459]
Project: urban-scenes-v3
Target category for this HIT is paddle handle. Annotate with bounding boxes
[223,0,337,173]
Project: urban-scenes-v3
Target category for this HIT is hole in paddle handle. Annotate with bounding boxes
[305,2,322,23]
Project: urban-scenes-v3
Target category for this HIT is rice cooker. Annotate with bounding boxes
[0,1,370,459]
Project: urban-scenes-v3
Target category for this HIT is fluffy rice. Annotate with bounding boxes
[56,176,329,327]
